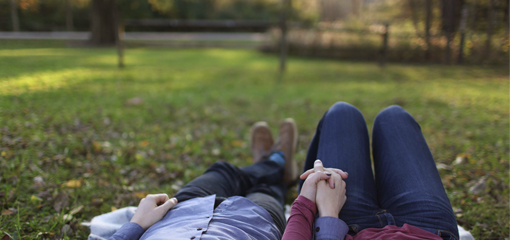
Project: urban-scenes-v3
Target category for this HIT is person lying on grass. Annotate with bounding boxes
[282,102,459,240]
[91,102,458,240]
[92,118,306,239]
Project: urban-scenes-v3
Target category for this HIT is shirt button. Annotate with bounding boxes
[197,228,202,231]
[315,227,320,232]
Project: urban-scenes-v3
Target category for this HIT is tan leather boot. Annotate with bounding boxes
[250,121,274,163]
[274,118,298,186]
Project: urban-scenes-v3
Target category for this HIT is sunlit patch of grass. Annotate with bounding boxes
[0,40,508,239]
[0,69,96,95]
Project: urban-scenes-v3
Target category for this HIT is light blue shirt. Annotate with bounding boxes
[90,195,281,240]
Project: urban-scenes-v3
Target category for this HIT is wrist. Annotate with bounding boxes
[318,210,338,218]
[130,219,147,230]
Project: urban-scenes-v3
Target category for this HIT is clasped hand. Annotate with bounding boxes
[130,194,178,230]
[300,160,347,218]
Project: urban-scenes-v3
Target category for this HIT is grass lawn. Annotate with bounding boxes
[0,39,508,239]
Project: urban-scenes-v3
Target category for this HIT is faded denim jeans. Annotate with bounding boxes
[299,102,459,240]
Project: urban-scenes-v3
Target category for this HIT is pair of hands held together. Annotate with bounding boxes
[300,160,348,218]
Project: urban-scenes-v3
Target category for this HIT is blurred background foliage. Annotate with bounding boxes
[0,0,507,33]
[0,0,507,64]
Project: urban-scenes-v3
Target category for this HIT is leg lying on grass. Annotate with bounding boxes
[91,120,298,240]
[284,102,459,240]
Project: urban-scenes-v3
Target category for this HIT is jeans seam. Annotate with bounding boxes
[375,210,386,227]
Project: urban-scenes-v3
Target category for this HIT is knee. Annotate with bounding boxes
[375,105,413,123]
[326,102,363,119]
[207,161,238,175]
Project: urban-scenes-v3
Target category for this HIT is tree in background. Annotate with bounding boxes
[90,0,117,45]
[9,0,19,31]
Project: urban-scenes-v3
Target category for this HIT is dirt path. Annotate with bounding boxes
[0,32,266,41]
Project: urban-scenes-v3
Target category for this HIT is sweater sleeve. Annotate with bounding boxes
[314,217,349,240]
[108,222,145,240]
[282,195,318,240]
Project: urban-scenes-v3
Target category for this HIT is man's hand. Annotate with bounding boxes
[130,194,178,230]
[316,172,347,218]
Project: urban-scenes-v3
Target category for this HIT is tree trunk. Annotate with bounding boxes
[505,0,509,37]
[10,0,19,32]
[443,0,455,64]
[90,0,117,45]
[408,0,420,36]
[484,0,495,61]
[379,24,389,67]
[66,0,73,31]
[457,5,468,64]
[425,0,432,61]
[352,0,361,17]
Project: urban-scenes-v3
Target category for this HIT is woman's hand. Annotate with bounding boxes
[300,161,348,180]
[300,160,345,203]
[316,172,347,218]
[130,194,178,230]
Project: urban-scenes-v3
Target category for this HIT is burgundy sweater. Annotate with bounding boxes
[282,195,442,240]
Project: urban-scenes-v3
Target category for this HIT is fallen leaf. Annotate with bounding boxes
[126,97,143,106]
[33,176,44,185]
[35,232,55,237]
[92,141,101,152]
[1,234,13,240]
[2,208,16,215]
[54,191,70,213]
[436,163,452,170]
[468,176,487,195]
[212,149,220,156]
[134,192,147,199]
[62,214,73,222]
[69,205,84,215]
[454,156,464,165]
[91,198,103,207]
[61,224,74,237]
[31,195,43,203]
[139,140,149,147]
[231,140,245,147]
[64,179,82,188]
[111,206,118,211]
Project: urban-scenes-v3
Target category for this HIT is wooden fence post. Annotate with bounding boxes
[425,0,432,61]
[379,23,389,67]
[279,0,291,77]
[114,5,124,69]
[484,0,495,62]
[66,0,73,31]
[457,5,468,64]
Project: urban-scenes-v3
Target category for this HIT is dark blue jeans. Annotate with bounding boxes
[298,102,459,240]
[174,159,287,234]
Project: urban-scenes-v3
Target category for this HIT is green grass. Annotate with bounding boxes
[0,39,508,239]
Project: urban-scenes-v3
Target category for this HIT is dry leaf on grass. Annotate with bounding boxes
[126,97,143,106]
[2,208,16,216]
[64,179,82,188]
[69,205,84,215]
[468,176,487,195]
[134,192,148,199]
[1,234,13,240]
[53,191,70,213]
[61,224,74,237]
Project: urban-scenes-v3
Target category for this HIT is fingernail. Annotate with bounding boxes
[315,159,321,163]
